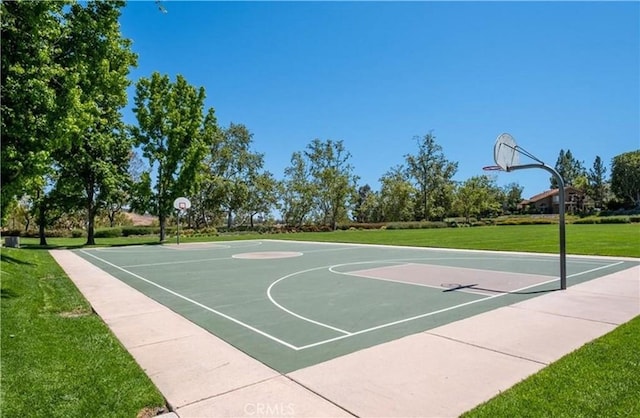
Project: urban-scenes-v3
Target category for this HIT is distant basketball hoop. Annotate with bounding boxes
[173,197,191,212]
[173,197,191,245]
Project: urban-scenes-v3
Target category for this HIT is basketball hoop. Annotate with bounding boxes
[487,132,568,290]
[172,197,191,245]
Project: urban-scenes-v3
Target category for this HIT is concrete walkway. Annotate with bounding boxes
[50,250,639,418]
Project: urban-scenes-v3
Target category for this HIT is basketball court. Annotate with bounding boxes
[52,239,640,416]
[65,239,636,373]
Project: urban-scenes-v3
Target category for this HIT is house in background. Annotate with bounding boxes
[520,186,590,214]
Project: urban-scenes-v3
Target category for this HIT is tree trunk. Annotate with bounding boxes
[227,209,232,229]
[38,200,47,246]
[159,212,166,242]
[86,190,96,246]
[86,208,96,245]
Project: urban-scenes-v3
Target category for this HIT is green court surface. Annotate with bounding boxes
[75,240,638,373]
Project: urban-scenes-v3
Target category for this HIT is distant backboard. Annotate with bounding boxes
[173,197,191,211]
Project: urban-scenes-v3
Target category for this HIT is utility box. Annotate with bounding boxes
[4,236,20,248]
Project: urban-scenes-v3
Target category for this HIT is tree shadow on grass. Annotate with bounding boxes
[0,253,34,265]
[1,287,19,299]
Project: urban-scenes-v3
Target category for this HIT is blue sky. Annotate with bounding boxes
[119,1,639,200]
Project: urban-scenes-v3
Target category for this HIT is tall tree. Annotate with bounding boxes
[378,166,415,222]
[244,172,279,227]
[610,150,640,208]
[587,156,608,209]
[353,184,377,223]
[211,123,265,228]
[281,152,316,227]
[453,176,502,223]
[501,182,524,214]
[0,1,78,220]
[132,72,210,241]
[551,149,586,188]
[404,132,458,221]
[54,1,137,245]
[304,139,359,230]
[189,109,223,228]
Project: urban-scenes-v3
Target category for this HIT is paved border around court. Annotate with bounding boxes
[50,247,639,417]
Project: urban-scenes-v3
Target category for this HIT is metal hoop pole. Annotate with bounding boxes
[176,209,181,245]
[507,163,567,289]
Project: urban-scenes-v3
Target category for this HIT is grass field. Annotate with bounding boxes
[272,224,640,257]
[3,223,639,417]
[18,223,640,257]
[463,315,640,418]
[0,248,166,418]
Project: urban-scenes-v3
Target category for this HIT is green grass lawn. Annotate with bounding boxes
[4,223,639,417]
[271,223,640,257]
[462,315,640,418]
[18,223,640,257]
[0,248,166,418]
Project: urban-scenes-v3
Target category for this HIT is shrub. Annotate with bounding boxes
[599,216,630,224]
[94,227,123,238]
[573,217,599,224]
[46,229,73,238]
[337,222,387,230]
[386,221,448,230]
[3,230,23,237]
[71,229,85,238]
[121,226,159,236]
[496,217,557,226]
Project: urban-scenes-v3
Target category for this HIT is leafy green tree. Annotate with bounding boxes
[501,182,524,214]
[610,150,640,208]
[132,72,210,241]
[304,139,359,230]
[378,166,415,222]
[551,149,586,188]
[33,174,83,245]
[281,152,316,227]
[0,1,78,220]
[54,1,137,245]
[453,176,502,223]
[244,172,279,227]
[405,132,458,221]
[353,184,378,223]
[587,156,608,209]
[215,123,265,228]
[187,109,223,228]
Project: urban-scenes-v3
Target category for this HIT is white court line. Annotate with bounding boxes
[160,241,264,251]
[122,256,233,268]
[79,250,300,350]
[124,244,359,268]
[329,262,497,296]
[267,266,353,336]
[565,261,624,278]
[295,260,627,350]
[301,246,364,254]
[80,249,627,352]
